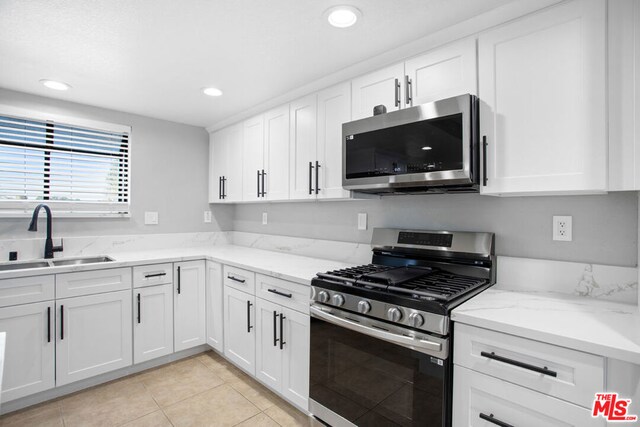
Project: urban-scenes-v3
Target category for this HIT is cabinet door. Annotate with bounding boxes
[351,63,405,120]
[264,105,290,201]
[289,94,318,200]
[134,284,174,364]
[317,82,351,200]
[209,128,228,203]
[223,286,256,375]
[281,307,310,411]
[255,298,282,391]
[452,365,605,427]
[56,290,132,386]
[174,260,206,352]
[206,260,224,352]
[243,115,265,202]
[225,123,244,202]
[479,0,606,195]
[0,301,55,402]
[405,37,477,106]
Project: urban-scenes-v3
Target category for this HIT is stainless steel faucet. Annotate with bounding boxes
[28,204,63,259]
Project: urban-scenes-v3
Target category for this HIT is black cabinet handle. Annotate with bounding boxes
[177,266,181,294]
[219,176,222,200]
[257,170,261,198]
[60,305,64,340]
[308,161,314,195]
[47,306,51,343]
[315,161,320,194]
[222,176,227,199]
[227,275,246,283]
[137,293,141,324]
[247,301,253,333]
[479,413,514,427]
[394,78,400,107]
[261,169,266,197]
[482,136,488,186]
[480,351,557,377]
[405,75,412,105]
[144,272,167,278]
[273,310,279,346]
[268,288,292,298]
[279,313,286,350]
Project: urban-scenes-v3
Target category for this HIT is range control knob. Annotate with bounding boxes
[408,312,425,328]
[387,307,403,322]
[332,294,345,307]
[317,291,330,303]
[357,300,371,314]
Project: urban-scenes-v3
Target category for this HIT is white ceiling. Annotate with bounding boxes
[0,0,512,128]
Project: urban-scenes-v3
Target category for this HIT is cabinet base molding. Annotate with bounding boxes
[0,345,209,415]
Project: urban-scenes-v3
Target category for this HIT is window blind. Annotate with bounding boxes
[0,113,130,216]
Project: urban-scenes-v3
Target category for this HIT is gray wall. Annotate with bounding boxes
[234,192,639,267]
[0,88,233,239]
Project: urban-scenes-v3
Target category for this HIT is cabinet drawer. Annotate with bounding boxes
[133,263,173,288]
[0,275,54,307]
[454,323,604,408]
[256,274,309,314]
[223,265,255,294]
[56,268,132,298]
[453,365,605,427]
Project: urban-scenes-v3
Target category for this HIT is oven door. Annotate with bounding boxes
[309,304,451,427]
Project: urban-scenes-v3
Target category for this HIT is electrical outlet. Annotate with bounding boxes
[262,212,268,225]
[358,213,367,230]
[204,211,212,223]
[144,211,158,225]
[553,215,572,241]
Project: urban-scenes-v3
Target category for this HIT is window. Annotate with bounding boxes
[0,111,130,216]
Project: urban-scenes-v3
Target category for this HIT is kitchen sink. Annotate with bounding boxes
[0,261,52,271]
[51,256,114,266]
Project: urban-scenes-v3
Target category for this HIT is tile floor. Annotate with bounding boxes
[0,351,321,427]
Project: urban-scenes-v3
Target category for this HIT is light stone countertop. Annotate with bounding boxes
[0,244,354,285]
[451,288,640,364]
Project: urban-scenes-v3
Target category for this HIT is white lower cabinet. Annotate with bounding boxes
[133,284,174,364]
[206,260,224,352]
[223,286,256,375]
[174,260,206,352]
[453,365,605,427]
[256,298,282,390]
[0,301,55,402]
[56,290,132,387]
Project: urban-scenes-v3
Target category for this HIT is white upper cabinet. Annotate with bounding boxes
[317,82,351,200]
[478,0,606,195]
[242,115,265,202]
[289,94,318,200]
[264,105,290,201]
[209,123,243,203]
[209,128,227,202]
[405,37,477,107]
[609,0,640,191]
[351,63,405,120]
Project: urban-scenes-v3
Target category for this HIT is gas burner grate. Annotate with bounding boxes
[389,271,488,301]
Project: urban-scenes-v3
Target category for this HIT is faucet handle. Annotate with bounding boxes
[53,238,64,253]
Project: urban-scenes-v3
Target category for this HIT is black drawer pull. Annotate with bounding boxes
[228,275,246,283]
[479,413,514,427]
[268,288,292,298]
[144,272,167,278]
[480,351,557,377]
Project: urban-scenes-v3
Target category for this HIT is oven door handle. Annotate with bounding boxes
[310,305,443,355]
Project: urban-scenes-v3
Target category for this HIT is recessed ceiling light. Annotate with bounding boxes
[421,146,433,151]
[325,5,361,28]
[39,79,71,91]
[202,87,223,97]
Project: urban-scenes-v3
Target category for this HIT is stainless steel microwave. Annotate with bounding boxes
[342,94,479,194]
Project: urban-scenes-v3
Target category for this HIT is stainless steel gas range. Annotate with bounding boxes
[309,228,495,427]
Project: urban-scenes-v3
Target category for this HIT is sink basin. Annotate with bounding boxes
[51,256,114,266]
[0,261,52,271]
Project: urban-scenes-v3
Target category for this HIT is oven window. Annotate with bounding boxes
[345,113,463,179]
[310,317,447,426]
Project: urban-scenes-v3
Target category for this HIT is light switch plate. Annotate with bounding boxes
[144,211,158,225]
[204,211,212,223]
[358,213,367,230]
[262,212,268,225]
